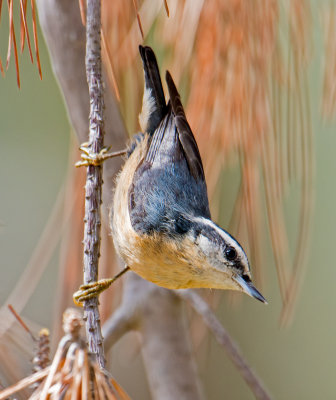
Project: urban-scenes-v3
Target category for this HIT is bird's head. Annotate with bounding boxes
[184,217,267,303]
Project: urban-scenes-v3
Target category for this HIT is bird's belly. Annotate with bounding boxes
[126,235,201,289]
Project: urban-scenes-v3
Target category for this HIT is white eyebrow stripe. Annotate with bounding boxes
[193,217,237,245]
[193,217,249,267]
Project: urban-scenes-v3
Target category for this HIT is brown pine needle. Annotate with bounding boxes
[23,309,131,399]
[79,0,86,26]
[71,350,83,397]
[19,0,33,61]
[95,367,109,399]
[20,0,24,51]
[6,0,13,70]
[163,0,169,17]
[39,337,68,400]
[6,0,20,87]
[12,22,20,87]
[0,367,50,400]
[132,0,144,39]
[7,304,36,342]
[31,0,42,79]
[0,56,4,76]
[81,349,91,400]
[101,31,120,101]
[136,13,144,39]
[110,378,131,400]
[19,0,28,53]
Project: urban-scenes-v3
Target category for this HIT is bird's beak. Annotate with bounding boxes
[234,275,268,304]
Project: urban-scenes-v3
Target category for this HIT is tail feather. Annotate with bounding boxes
[165,70,205,181]
[139,46,167,135]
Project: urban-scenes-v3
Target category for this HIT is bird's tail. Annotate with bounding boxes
[165,70,205,181]
[139,46,167,135]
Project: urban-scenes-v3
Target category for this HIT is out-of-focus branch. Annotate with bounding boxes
[103,274,205,400]
[177,290,272,400]
[103,281,272,400]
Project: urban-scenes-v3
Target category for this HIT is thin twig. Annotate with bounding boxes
[177,290,272,400]
[83,0,105,369]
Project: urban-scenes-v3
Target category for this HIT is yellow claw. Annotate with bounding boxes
[75,144,126,167]
[73,278,114,306]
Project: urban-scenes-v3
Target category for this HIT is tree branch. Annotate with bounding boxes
[81,0,105,368]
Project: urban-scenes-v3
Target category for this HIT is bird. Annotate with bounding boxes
[110,45,266,303]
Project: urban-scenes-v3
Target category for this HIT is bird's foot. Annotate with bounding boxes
[73,278,114,306]
[73,267,130,306]
[75,142,127,167]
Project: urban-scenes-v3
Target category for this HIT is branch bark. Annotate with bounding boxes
[81,0,105,368]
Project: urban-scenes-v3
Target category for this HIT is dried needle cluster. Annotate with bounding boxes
[0,309,129,400]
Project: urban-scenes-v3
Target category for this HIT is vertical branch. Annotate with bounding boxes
[83,0,105,368]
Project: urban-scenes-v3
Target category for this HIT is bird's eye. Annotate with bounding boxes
[225,247,237,261]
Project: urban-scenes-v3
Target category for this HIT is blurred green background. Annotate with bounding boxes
[0,4,335,400]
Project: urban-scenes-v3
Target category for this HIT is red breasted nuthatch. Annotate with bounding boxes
[111,46,266,303]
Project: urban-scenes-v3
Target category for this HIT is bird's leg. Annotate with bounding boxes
[73,266,130,306]
[75,142,127,167]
